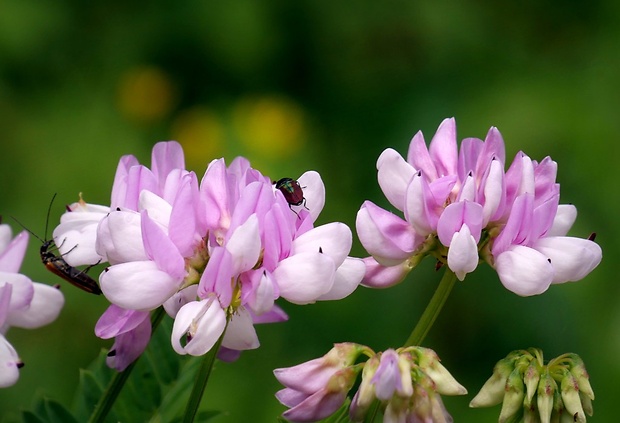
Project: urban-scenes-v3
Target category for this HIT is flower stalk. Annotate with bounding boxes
[182,319,228,423]
[404,268,457,347]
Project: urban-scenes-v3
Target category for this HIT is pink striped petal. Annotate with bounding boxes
[429,117,458,178]
[356,201,419,266]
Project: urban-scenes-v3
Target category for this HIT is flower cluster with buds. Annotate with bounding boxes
[274,343,466,422]
[356,118,602,296]
[52,141,365,369]
[470,348,594,423]
[0,224,64,387]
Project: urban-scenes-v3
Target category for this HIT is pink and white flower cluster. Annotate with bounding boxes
[357,118,602,296]
[53,141,364,369]
[0,225,64,387]
[274,343,466,422]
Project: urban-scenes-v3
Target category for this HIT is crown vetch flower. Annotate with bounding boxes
[52,141,365,366]
[470,348,594,423]
[275,344,466,423]
[0,225,64,387]
[356,118,601,295]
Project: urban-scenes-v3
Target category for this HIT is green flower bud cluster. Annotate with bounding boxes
[470,348,594,423]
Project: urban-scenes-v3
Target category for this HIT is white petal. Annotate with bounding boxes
[54,222,104,267]
[100,261,180,311]
[495,246,554,296]
[547,205,577,236]
[533,237,602,283]
[447,225,479,281]
[171,298,226,356]
[274,252,335,304]
[297,171,325,221]
[0,230,28,273]
[482,160,505,225]
[53,203,109,267]
[226,214,261,274]
[7,283,64,329]
[0,336,20,388]
[0,273,34,311]
[377,148,416,212]
[292,222,352,269]
[404,173,434,236]
[163,285,198,318]
[96,211,148,264]
[248,271,275,316]
[318,257,365,300]
[138,190,172,228]
[222,307,259,350]
[0,225,13,254]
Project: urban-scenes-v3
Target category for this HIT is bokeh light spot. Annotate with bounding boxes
[117,66,176,123]
[233,96,306,159]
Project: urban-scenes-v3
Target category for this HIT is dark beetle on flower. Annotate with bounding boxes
[275,177,308,212]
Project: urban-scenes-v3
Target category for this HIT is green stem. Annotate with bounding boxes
[182,322,228,423]
[404,268,457,347]
[363,401,381,423]
[88,307,166,423]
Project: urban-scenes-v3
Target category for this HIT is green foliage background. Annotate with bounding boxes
[0,1,618,421]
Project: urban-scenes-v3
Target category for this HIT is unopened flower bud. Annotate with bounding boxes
[469,356,516,407]
[471,349,595,423]
[523,361,541,405]
[537,372,556,423]
[414,347,467,396]
[566,353,594,401]
[560,371,585,423]
[349,354,380,421]
[499,367,525,423]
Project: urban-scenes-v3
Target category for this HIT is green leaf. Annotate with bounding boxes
[167,410,221,423]
[20,411,44,423]
[42,399,80,423]
[22,398,79,423]
[71,349,119,423]
[72,369,105,420]
[69,312,223,423]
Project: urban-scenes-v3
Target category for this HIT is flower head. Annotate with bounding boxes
[0,224,64,386]
[275,344,466,422]
[53,141,365,367]
[356,118,602,295]
[470,348,594,423]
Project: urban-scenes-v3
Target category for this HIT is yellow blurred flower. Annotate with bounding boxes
[117,66,176,123]
[233,96,306,159]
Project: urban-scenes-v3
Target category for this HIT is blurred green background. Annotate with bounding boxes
[1,0,618,421]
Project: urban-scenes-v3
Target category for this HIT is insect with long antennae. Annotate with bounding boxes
[13,194,102,295]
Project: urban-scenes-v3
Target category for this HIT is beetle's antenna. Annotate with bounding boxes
[10,193,58,244]
[10,216,45,243]
[44,193,57,240]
